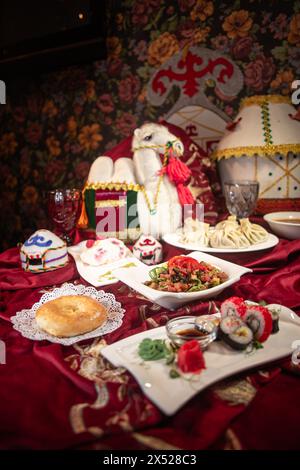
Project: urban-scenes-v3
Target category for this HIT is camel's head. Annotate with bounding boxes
[132,123,184,156]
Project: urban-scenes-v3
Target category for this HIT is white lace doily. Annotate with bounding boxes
[11,283,125,346]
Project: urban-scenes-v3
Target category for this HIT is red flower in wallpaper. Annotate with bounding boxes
[13,107,26,124]
[269,13,288,40]
[131,1,149,26]
[115,112,137,138]
[178,0,196,13]
[107,58,124,77]
[118,75,141,103]
[97,94,114,114]
[25,122,42,145]
[231,36,253,60]
[44,161,67,187]
[75,161,90,180]
[244,54,275,92]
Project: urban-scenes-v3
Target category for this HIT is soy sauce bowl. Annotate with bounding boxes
[165,315,218,350]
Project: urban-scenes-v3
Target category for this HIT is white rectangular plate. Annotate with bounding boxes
[114,251,251,310]
[101,304,300,415]
[68,241,137,287]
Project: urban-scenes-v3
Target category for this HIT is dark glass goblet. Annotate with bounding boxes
[46,189,81,245]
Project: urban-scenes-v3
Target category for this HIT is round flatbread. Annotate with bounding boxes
[36,295,107,337]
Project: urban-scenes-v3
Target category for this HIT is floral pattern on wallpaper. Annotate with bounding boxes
[0,0,300,249]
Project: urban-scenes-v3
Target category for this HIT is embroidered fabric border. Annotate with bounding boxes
[84,182,143,192]
[240,94,290,111]
[212,143,300,160]
[95,199,126,208]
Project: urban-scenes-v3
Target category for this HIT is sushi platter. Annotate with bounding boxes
[101,298,300,415]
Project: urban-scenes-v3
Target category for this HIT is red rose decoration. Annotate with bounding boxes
[177,340,206,374]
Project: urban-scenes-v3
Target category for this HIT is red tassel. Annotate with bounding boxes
[166,157,191,184]
[289,109,300,121]
[165,156,194,206]
[226,117,242,131]
[177,184,195,206]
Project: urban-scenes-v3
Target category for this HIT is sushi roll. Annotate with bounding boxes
[219,317,253,350]
[220,296,246,318]
[269,309,280,334]
[242,305,273,343]
[223,325,253,351]
[219,316,245,337]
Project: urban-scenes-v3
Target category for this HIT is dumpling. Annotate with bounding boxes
[209,228,237,248]
[215,215,239,231]
[209,225,250,249]
[226,227,251,248]
[240,218,268,244]
[178,217,210,246]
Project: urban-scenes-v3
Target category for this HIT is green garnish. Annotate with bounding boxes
[253,340,264,350]
[121,262,137,268]
[165,349,175,365]
[148,265,168,281]
[188,282,203,292]
[100,270,113,277]
[169,369,180,379]
[138,338,168,361]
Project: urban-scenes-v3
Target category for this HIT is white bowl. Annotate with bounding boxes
[114,251,252,310]
[263,211,300,240]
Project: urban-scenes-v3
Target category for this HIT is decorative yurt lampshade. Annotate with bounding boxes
[214,95,300,214]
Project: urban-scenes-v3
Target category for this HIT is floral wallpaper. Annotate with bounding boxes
[0,0,300,250]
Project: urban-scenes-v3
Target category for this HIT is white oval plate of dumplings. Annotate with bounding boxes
[163,232,279,253]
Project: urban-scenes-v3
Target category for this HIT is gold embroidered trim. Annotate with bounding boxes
[132,432,182,451]
[223,428,243,450]
[84,182,143,192]
[240,94,290,110]
[95,199,126,208]
[212,143,300,160]
[213,378,257,406]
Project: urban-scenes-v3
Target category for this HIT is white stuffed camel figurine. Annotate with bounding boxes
[87,123,194,238]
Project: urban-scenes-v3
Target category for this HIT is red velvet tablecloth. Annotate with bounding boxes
[1,238,300,450]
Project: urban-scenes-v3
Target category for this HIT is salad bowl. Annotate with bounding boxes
[114,251,252,310]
